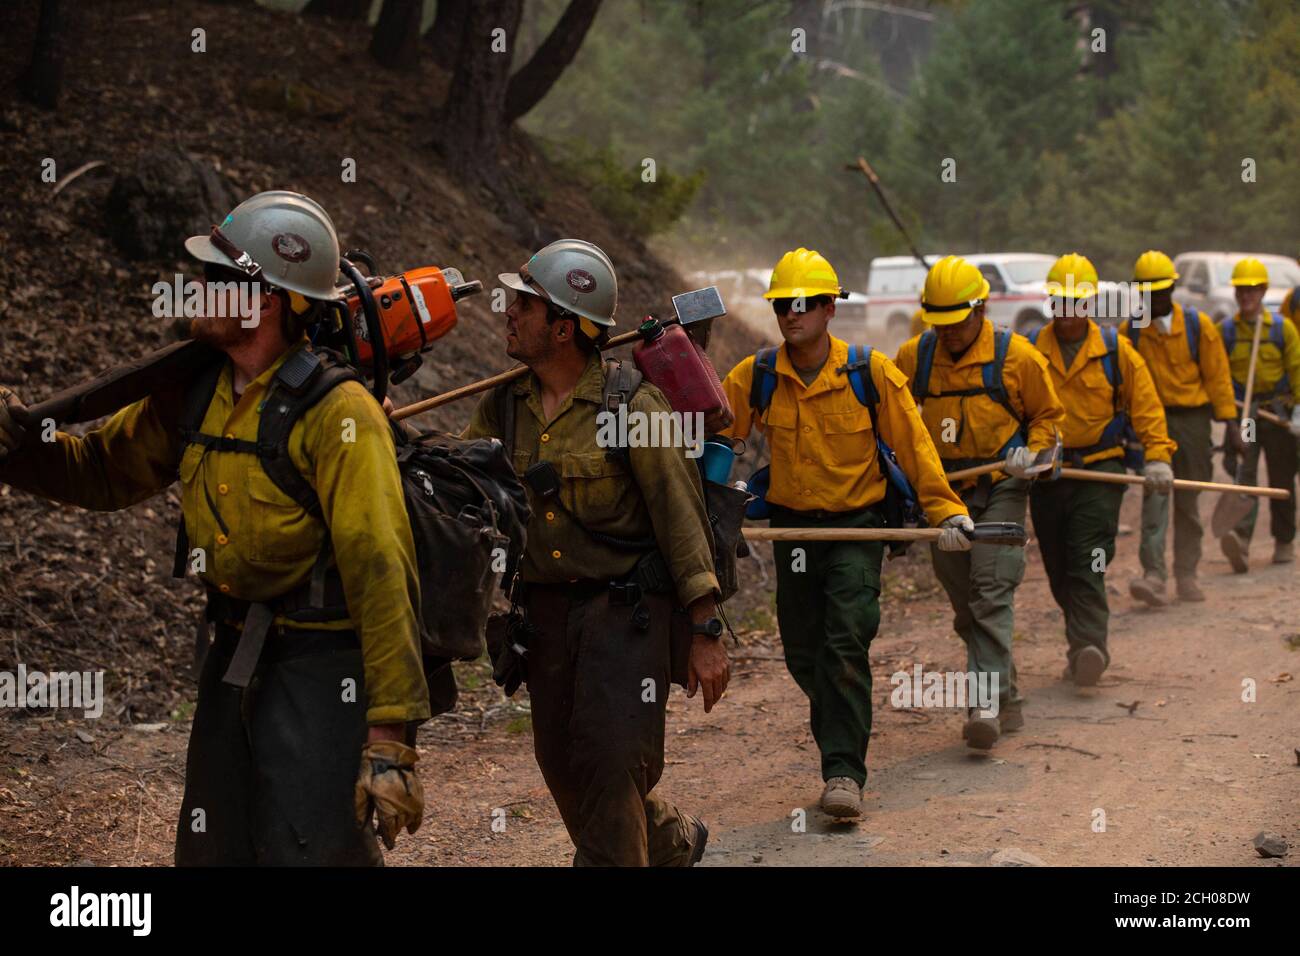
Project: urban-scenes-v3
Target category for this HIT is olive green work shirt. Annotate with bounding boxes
[463,353,719,608]
[0,341,430,725]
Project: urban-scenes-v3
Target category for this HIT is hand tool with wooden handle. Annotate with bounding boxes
[743,522,1028,546]
[391,286,727,422]
[1213,313,1269,535]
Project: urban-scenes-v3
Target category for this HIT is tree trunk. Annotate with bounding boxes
[19,0,65,110]
[370,0,423,70]
[436,0,522,180]
[429,0,470,73]
[302,0,370,19]
[504,0,602,123]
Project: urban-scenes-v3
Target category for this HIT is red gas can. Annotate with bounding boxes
[632,318,730,418]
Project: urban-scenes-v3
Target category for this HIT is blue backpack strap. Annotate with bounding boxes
[986,329,1025,453]
[748,346,780,415]
[1183,307,1200,363]
[841,344,877,415]
[1126,322,1141,350]
[1270,313,1286,350]
[912,329,938,401]
[1026,326,1041,347]
[1099,325,1121,390]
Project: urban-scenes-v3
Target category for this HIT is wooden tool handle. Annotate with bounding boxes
[944,461,1003,483]
[743,527,943,542]
[1057,466,1289,499]
[1235,399,1285,427]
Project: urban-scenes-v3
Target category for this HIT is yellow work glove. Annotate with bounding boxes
[0,386,28,460]
[354,740,425,850]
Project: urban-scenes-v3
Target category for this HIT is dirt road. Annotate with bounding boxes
[2,486,1296,867]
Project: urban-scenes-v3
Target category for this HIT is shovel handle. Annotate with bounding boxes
[742,522,1027,547]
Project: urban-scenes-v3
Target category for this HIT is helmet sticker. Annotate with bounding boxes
[566,269,596,294]
[272,233,312,263]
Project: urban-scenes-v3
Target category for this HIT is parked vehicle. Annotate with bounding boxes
[1171,252,1300,323]
[864,252,1057,343]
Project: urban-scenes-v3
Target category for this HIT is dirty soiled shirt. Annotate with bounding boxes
[0,342,429,725]
[462,352,719,609]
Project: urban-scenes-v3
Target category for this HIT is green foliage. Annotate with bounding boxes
[523,0,1300,284]
[542,140,704,237]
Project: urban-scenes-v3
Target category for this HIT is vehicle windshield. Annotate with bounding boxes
[868,265,926,295]
[1002,259,1052,284]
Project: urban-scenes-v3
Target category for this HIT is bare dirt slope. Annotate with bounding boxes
[4,472,1295,867]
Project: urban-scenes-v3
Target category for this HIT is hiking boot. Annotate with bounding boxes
[962,711,1000,750]
[821,776,863,819]
[1221,531,1249,574]
[1175,577,1205,602]
[1129,573,1167,608]
[687,817,708,866]
[1071,646,1106,687]
[998,700,1025,734]
[1273,540,1294,564]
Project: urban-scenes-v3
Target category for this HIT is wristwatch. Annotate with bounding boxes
[691,618,724,639]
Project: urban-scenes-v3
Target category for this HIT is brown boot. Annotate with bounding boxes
[1221,531,1249,574]
[1071,646,1106,687]
[962,711,1000,750]
[998,699,1025,733]
[820,777,862,819]
[1175,577,1206,602]
[1273,540,1294,564]
[1129,573,1167,608]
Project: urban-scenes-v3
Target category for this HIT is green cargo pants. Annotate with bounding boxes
[771,505,884,788]
[1139,405,1213,581]
[1029,458,1126,669]
[930,477,1027,706]
[1233,414,1297,545]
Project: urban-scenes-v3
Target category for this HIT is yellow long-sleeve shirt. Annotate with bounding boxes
[1030,321,1176,466]
[0,341,430,725]
[1220,311,1300,405]
[1119,303,1236,419]
[894,320,1065,487]
[719,335,967,525]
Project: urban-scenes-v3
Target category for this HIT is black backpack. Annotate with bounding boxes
[173,346,530,677]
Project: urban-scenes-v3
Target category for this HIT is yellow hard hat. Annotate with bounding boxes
[765,247,844,300]
[1046,252,1099,299]
[1230,257,1269,287]
[920,255,990,326]
[1133,250,1178,292]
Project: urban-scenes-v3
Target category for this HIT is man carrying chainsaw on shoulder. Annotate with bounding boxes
[894,255,1065,749]
[463,239,727,867]
[0,191,430,865]
[718,247,969,820]
[1025,253,1175,688]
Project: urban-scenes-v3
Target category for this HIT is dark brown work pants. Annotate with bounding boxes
[524,584,698,867]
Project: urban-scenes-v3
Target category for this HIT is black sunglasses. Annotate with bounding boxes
[771,296,828,318]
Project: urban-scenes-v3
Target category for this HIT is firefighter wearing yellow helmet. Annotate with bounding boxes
[1026,253,1175,688]
[894,255,1065,749]
[718,247,969,818]
[1119,251,1238,606]
[1217,257,1300,571]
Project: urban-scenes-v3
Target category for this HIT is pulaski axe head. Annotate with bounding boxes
[670,286,726,348]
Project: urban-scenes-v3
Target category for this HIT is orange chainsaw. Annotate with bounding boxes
[326,250,482,403]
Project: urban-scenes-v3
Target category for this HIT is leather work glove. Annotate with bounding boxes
[937,514,975,552]
[354,741,425,850]
[1003,446,1034,479]
[0,386,28,461]
[1290,406,1300,439]
[1143,460,1174,494]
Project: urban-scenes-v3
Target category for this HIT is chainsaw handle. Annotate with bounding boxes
[339,256,387,406]
[964,522,1028,547]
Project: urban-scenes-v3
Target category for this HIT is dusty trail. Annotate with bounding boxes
[3,483,1296,867]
